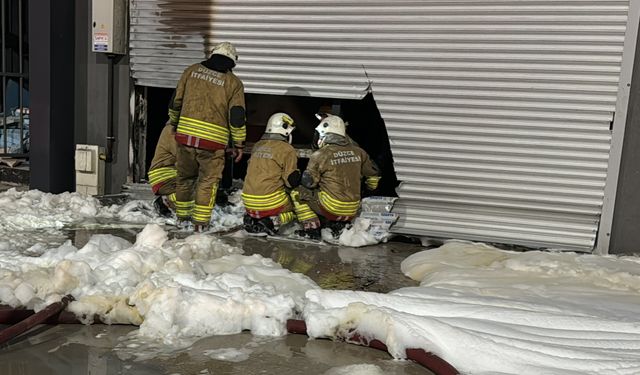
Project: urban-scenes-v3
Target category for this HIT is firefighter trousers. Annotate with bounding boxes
[291,187,322,222]
[292,187,355,223]
[154,177,176,197]
[175,144,225,225]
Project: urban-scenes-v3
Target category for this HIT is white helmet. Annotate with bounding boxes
[314,114,346,148]
[210,41,238,63]
[316,114,346,136]
[266,112,295,139]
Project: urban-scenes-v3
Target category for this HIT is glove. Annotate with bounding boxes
[302,217,321,230]
[232,142,244,162]
[232,148,243,162]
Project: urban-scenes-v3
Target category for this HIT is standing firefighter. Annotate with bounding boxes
[242,112,300,235]
[170,41,246,232]
[148,122,178,217]
[293,114,380,239]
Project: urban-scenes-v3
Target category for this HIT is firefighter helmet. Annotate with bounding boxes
[314,114,346,148]
[210,41,238,63]
[266,112,296,138]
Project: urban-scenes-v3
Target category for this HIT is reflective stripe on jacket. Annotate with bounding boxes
[305,142,379,217]
[242,139,298,217]
[242,189,290,218]
[170,63,245,151]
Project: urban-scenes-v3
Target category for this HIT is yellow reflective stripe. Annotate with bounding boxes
[175,200,194,217]
[168,193,177,203]
[293,199,317,221]
[177,123,229,144]
[178,116,230,143]
[208,183,219,208]
[230,125,246,142]
[242,190,287,199]
[179,120,229,137]
[279,211,295,224]
[181,116,222,127]
[242,190,288,211]
[242,195,287,205]
[149,170,176,180]
[192,204,213,223]
[319,191,359,216]
[296,209,317,221]
[319,191,360,208]
[175,200,194,206]
[192,183,218,223]
[180,117,228,135]
[366,176,381,189]
[148,167,177,185]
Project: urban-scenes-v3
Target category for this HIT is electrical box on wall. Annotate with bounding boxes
[75,144,105,196]
[92,0,127,54]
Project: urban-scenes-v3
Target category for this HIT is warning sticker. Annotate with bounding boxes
[93,32,109,52]
[94,32,109,43]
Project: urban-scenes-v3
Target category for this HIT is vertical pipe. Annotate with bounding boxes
[18,0,23,153]
[1,0,6,154]
[104,55,116,162]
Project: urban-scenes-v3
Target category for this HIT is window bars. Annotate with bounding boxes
[0,0,28,158]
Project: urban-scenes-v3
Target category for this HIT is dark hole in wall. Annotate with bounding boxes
[342,93,399,197]
[145,87,173,174]
[144,88,398,197]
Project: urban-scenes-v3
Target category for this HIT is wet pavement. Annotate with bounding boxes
[1,225,432,374]
[226,235,421,293]
[65,226,422,293]
[0,324,431,374]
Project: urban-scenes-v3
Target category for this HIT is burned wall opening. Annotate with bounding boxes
[143,88,398,197]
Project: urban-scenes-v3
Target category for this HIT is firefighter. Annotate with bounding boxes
[147,122,178,217]
[242,112,300,235]
[293,114,380,240]
[170,41,246,232]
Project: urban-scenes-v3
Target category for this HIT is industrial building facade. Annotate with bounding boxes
[25,0,640,255]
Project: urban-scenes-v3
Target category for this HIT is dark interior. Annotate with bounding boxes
[145,88,398,197]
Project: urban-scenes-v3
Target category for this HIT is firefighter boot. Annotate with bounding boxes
[153,196,172,218]
[295,217,321,241]
[243,215,276,236]
[176,219,192,231]
[327,221,349,238]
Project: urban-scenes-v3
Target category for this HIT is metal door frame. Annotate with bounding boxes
[597,0,640,255]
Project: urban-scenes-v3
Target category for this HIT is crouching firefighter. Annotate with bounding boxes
[170,41,246,232]
[148,122,178,217]
[242,112,300,235]
[293,114,380,240]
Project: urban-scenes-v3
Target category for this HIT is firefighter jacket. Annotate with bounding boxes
[169,63,246,151]
[304,138,379,218]
[242,137,299,217]
[148,124,178,194]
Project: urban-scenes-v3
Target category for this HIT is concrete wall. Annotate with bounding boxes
[75,0,131,194]
[610,23,640,256]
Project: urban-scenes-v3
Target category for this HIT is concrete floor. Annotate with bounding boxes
[1,226,433,374]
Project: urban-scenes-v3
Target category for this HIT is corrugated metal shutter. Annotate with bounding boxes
[130,0,631,251]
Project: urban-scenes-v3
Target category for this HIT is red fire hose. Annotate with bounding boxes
[286,319,460,375]
[0,295,74,345]
[0,304,460,374]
